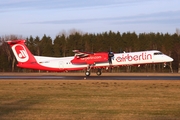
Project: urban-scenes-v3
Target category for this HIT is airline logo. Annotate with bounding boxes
[12,44,29,62]
[116,53,152,62]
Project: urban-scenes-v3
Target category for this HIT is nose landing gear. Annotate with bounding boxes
[85,70,91,76]
[164,62,166,67]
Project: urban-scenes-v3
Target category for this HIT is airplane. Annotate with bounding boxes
[7,40,173,76]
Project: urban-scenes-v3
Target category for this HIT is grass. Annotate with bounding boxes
[0,79,180,120]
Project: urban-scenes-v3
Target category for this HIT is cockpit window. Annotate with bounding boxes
[154,52,163,55]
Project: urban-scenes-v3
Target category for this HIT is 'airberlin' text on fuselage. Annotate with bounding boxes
[80,56,102,60]
[116,53,152,62]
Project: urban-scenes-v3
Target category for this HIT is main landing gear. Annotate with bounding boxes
[85,70,91,76]
[85,64,102,76]
[85,69,102,76]
[85,64,93,76]
[96,69,102,76]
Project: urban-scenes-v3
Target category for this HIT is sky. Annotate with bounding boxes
[0,0,180,38]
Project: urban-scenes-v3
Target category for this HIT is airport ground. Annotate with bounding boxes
[0,72,180,120]
[1,72,180,76]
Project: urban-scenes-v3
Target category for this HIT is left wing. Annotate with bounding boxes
[72,50,92,58]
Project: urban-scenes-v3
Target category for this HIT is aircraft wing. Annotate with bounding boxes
[72,50,92,58]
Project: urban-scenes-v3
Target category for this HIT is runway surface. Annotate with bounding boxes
[0,74,180,80]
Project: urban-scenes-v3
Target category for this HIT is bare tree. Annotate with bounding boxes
[1,35,24,72]
[176,28,180,36]
[57,29,85,37]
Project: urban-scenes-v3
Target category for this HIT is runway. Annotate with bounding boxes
[0,73,180,80]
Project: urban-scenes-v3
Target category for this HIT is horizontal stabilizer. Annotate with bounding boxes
[7,40,26,45]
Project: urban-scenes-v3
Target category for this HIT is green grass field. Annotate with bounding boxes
[0,79,180,120]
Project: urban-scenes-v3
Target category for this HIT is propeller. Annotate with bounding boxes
[108,51,114,65]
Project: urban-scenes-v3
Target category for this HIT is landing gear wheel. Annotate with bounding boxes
[96,69,102,76]
[85,71,91,76]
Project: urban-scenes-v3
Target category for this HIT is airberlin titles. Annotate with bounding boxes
[116,52,152,62]
[80,56,102,60]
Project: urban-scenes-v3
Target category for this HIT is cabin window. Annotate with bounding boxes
[154,52,163,55]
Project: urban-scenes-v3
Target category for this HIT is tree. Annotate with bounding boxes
[26,36,36,54]
[53,34,66,57]
[171,34,180,72]
[0,31,178,72]
[40,34,53,56]
[34,36,41,56]
[66,32,83,56]
[0,35,24,72]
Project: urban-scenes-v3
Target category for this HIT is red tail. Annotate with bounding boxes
[7,40,37,68]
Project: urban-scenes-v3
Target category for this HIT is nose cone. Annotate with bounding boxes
[169,57,173,62]
[165,56,173,62]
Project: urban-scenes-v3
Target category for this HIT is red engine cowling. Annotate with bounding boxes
[71,52,109,64]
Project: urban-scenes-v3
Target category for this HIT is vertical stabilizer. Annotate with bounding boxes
[7,40,37,66]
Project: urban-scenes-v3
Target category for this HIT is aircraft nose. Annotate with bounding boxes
[166,56,173,62]
[169,57,173,62]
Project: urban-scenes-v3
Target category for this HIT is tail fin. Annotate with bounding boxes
[7,40,37,67]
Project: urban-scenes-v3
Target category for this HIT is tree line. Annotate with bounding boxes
[0,30,180,73]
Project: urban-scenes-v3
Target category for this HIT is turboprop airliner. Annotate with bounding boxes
[7,40,173,76]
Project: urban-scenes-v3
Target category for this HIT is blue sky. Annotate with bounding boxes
[1,0,180,38]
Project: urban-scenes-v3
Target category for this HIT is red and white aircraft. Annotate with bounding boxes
[7,40,173,76]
